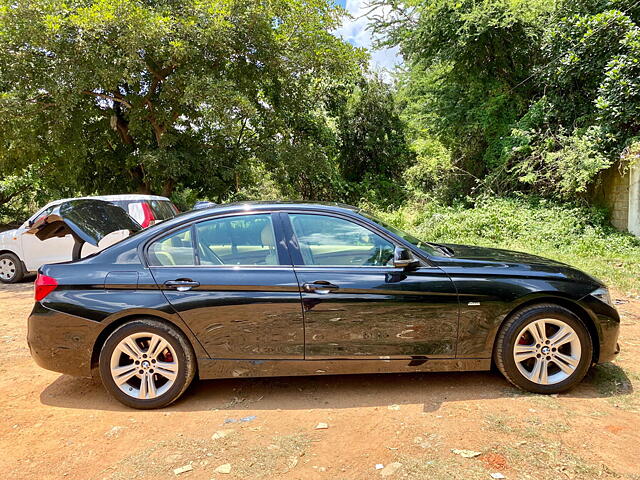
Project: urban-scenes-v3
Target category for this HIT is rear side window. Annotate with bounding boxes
[148,228,195,266]
[195,214,278,266]
[150,200,178,220]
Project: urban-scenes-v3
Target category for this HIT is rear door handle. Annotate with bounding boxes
[164,279,200,292]
[302,281,339,294]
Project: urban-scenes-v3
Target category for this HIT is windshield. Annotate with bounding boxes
[359,211,438,256]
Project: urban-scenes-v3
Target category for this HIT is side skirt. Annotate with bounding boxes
[197,357,491,380]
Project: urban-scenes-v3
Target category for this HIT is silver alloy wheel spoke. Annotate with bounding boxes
[139,373,157,399]
[110,332,179,400]
[155,361,178,382]
[549,327,577,348]
[514,344,537,362]
[119,338,143,359]
[112,364,139,385]
[553,352,579,374]
[147,334,169,359]
[528,320,546,344]
[513,318,581,386]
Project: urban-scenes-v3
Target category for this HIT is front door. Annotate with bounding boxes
[283,212,459,359]
[148,213,303,359]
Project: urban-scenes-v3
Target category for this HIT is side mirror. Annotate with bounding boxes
[393,246,419,270]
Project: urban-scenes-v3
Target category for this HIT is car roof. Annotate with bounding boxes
[145,201,361,230]
[42,194,171,207]
[185,201,359,216]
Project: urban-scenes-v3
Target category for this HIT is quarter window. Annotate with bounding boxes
[195,214,278,266]
[289,214,395,266]
[148,228,195,266]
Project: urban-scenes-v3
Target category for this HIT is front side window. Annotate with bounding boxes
[195,214,278,266]
[148,228,195,266]
[289,214,395,266]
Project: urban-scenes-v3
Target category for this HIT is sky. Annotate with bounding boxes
[333,0,402,74]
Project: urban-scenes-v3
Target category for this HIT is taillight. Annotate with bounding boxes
[140,202,156,228]
[35,273,58,301]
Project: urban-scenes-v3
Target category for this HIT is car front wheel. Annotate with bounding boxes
[494,304,593,394]
[99,319,196,409]
[0,253,24,283]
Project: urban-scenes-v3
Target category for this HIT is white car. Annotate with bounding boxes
[0,194,178,283]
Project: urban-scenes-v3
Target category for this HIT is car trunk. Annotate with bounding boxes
[26,199,142,258]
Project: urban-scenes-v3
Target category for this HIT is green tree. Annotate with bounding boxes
[0,0,364,206]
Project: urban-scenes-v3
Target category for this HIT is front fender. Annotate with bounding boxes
[456,290,598,359]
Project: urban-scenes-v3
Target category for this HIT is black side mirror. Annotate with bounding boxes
[393,246,419,270]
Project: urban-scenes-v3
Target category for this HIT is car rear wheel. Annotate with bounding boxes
[494,304,593,394]
[0,253,24,283]
[99,319,196,409]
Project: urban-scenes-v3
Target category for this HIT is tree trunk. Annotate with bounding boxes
[162,178,175,198]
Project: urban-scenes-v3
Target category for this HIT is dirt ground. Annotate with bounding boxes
[1,282,639,480]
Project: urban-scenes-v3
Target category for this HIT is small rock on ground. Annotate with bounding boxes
[451,449,481,458]
[173,465,193,475]
[104,426,125,438]
[380,462,402,477]
[215,463,232,474]
[211,429,234,440]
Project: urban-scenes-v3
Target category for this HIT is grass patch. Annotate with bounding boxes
[370,195,640,292]
[498,440,620,479]
[235,433,311,478]
[483,414,513,433]
[399,456,488,480]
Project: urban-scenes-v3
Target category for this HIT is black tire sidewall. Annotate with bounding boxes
[499,307,592,394]
[99,321,192,409]
[0,253,24,284]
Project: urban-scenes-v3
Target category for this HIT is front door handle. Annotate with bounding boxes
[303,281,339,294]
[164,279,200,292]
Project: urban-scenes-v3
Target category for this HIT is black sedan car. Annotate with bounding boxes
[27,200,620,409]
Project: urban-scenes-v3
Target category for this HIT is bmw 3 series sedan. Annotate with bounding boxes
[27,201,620,409]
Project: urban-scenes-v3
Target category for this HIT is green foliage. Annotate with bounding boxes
[372,195,640,291]
[336,76,414,185]
[375,0,640,201]
[0,0,367,213]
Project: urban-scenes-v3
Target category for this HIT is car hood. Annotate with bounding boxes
[0,228,19,240]
[436,243,602,285]
[26,199,142,246]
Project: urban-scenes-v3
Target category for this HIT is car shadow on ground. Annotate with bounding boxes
[39,363,633,412]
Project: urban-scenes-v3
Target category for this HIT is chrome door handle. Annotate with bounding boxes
[164,279,200,292]
[303,281,339,294]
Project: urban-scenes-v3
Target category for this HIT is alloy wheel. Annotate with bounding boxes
[0,258,16,281]
[512,318,582,385]
[110,332,179,400]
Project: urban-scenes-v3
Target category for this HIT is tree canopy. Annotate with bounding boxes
[373,0,640,200]
[3,0,640,221]
[1,0,394,212]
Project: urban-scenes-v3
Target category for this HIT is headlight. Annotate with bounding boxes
[591,286,612,306]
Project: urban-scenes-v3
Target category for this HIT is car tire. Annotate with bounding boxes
[494,303,593,394]
[0,252,25,284]
[99,319,196,409]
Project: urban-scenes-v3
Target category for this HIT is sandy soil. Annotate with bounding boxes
[1,282,638,480]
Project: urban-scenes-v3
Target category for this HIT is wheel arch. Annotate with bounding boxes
[495,296,600,364]
[90,313,202,372]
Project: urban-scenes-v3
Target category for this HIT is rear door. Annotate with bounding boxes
[147,212,304,359]
[282,211,459,359]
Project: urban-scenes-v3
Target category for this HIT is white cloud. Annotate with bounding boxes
[334,0,402,74]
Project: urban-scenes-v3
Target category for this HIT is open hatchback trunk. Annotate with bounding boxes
[26,199,142,259]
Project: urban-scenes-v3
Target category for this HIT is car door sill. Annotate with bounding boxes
[197,357,491,380]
